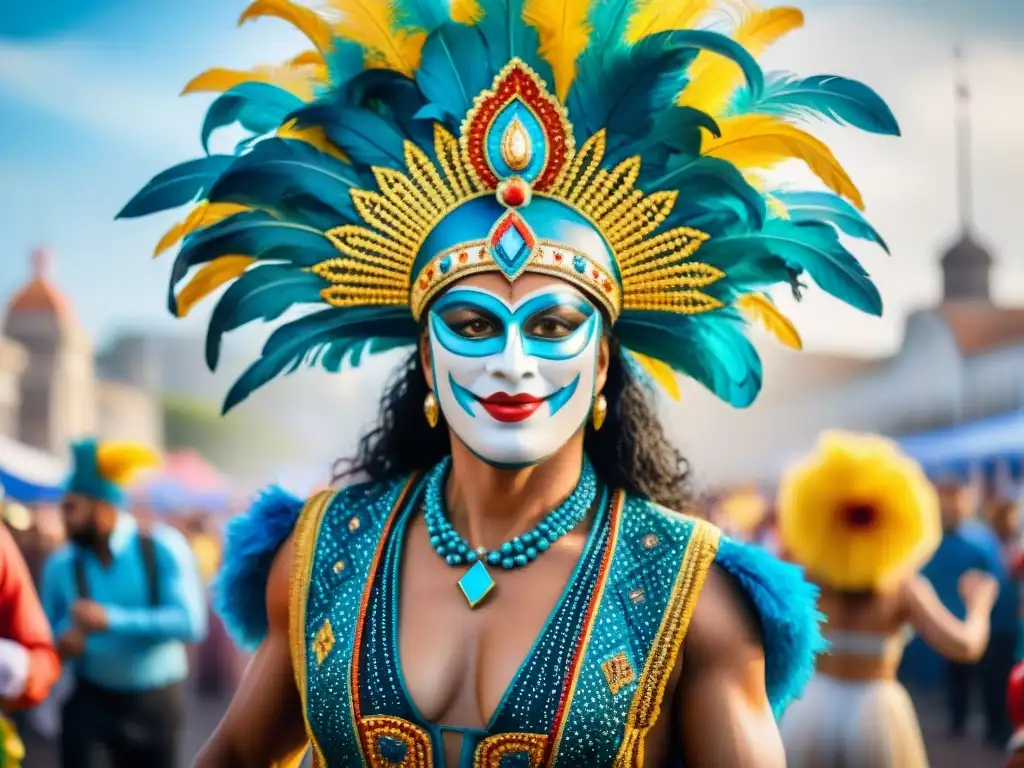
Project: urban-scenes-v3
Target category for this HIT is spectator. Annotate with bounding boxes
[40,440,207,768]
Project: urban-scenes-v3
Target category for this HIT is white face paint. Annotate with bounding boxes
[427,284,603,468]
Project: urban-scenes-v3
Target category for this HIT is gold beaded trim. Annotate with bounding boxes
[288,489,336,768]
[409,240,621,320]
[613,519,721,767]
[475,732,548,767]
[362,715,433,767]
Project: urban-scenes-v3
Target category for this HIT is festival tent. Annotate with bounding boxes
[897,409,1024,476]
[135,450,235,514]
[0,435,65,504]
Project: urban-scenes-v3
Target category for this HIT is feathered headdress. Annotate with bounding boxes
[66,439,161,506]
[777,431,941,592]
[119,0,898,412]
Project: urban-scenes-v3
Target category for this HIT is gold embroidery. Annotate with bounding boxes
[601,652,636,696]
[475,732,548,767]
[628,588,645,604]
[348,516,361,532]
[333,559,346,574]
[362,715,433,767]
[614,519,721,767]
[288,489,336,767]
[641,533,659,550]
[313,620,335,665]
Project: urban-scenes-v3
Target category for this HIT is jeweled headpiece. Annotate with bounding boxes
[121,0,898,412]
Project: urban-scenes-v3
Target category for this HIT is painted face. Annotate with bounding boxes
[428,284,603,468]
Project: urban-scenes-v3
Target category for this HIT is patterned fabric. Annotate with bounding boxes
[287,476,820,766]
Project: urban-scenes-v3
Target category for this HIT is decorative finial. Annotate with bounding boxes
[500,117,532,171]
[31,247,51,279]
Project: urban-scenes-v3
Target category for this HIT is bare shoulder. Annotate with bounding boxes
[266,530,297,632]
[685,564,765,670]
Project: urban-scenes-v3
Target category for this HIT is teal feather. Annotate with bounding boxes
[223,307,418,412]
[288,103,408,168]
[170,211,336,313]
[773,191,889,253]
[734,72,900,136]
[617,310,763,407]
[415,22,492,127]
[335,70,434,147]
[116,156,234,218]
[475,0,554,85]
[201,83,304,153]
[206,138,362,228]
[324,39,366,86]
[699,219,882,316]
[584,0,636,52]
[393,0,452,34]
[205,265,328,371]
[655,155,765,235]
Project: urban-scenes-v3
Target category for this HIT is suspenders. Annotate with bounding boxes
[74,531,160,606]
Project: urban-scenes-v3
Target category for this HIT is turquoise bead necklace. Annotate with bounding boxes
[422,456,599,607]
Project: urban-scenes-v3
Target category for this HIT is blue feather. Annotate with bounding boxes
[584,0,636,52]
[393,0,452,33]
[223,307,418,412]
[170,211,336,313]
[416,22,492,128]
[335,70,434,148]
[653,155,765,235]
[207,138,362,228]
[212,486,304,652]
[617,310,762,407]
[201,83,305,153]
[773,190,889,253]
[714,537,826,716]
[699,219,882,316]
[734,72,900,136]
[288,103,408,168]
[205,265,327,371]
[325,39,366,87]
[475,0,554,86]
[116,156,234,218]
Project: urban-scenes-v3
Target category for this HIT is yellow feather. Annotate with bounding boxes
[679,6,803,115]
[624,0,715,44]
[631,352,682,400]
[277,120,350,162]
[153,203,250,258]
[238,0,334,52]
[737,293,803,350]
[176,256,256,318]
[287,50,325,68]
[744,171,789,218]
[95,443,161,486]
[450,0,483,25]
[703,114,864,209]
[522,0,593,102]
[323,0,425,76]
[181,63,320,100]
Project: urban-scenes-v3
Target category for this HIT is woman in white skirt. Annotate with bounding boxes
[777,432,998,768]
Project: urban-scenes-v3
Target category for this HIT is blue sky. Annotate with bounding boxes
[0,0,1022,356]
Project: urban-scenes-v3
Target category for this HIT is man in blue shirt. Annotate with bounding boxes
[40,439,207,768]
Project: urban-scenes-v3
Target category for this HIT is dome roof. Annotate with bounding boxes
[4,248,74,325]
[941,232,993,267]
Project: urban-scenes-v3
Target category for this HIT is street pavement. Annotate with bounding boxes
[22,683,1005,767]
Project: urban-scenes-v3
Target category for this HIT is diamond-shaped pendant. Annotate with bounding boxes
[458,561,496,608]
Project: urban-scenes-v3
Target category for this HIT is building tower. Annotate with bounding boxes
[940,46,993,303]
[2,248,96,456]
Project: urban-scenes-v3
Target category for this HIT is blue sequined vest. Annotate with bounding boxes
[289,474,720,767]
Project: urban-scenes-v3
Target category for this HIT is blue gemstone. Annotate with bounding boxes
[573,254,587,273]
[378,735,408,763]
[429,535,441,548]
[491,216,534,278]
[499,751,532,768]
[466,550,478,563]
[513,554,528,568]
[458,561,496,608]
[512,538,525,554]
[500,541,513,555]
[487,551,502,565]
[537,539,550,552]
[439,254,452,273]
[526,547,538,559]
[501,557,515,569]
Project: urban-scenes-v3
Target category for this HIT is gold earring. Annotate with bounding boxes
[591,394,607,431]
[424,392,439,428]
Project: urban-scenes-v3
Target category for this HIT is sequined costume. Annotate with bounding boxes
[120,0,897,764]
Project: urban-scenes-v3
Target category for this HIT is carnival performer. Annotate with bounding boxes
[40,440,208,768]
[778,431,999,768]
[119,1,900,764]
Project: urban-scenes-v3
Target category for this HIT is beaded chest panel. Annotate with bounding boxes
[292,474,721,767]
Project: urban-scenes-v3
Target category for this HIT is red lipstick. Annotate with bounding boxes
[478,392,544,423]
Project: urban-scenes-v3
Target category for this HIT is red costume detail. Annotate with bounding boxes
[0,524,60,708]
[1008,660,1024,731]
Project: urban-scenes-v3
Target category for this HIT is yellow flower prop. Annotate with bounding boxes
[778,430,941,592]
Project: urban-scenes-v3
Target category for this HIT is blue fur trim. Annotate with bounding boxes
[715,537,827,718]
[212,486,304,652]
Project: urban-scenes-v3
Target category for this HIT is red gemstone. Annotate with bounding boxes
[502,183,526,207]
[592,269,600,279]
[419,277,429,289]
[458,251,468,263]
[603,279,613,292]
[554,252,563,262]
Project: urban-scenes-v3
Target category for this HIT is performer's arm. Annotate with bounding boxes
[93,527,208,643]
[675,565,786,768]
[0,525,60,709]
[194,532,309,768]
[900,571,996,663]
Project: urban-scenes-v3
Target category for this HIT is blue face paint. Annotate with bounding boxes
[427,285,604,468]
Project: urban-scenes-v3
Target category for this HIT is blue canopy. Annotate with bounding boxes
[897,409,1024,474]
[0,435,65,504]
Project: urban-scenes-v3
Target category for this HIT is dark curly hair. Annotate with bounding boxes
[333,336,692,510]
